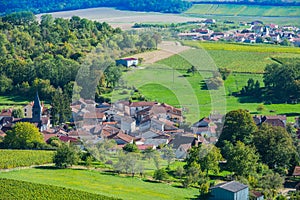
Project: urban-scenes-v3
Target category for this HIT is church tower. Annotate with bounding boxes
[32,92,42,123]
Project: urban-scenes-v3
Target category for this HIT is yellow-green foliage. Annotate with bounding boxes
[0,150,54,169]
[183,41,300,54]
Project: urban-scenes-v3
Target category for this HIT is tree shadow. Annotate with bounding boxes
[178,74,190,78]
[34,166,59,170]
[278,112,300,117]
[143,179,160,183]
[200,81,208,90]
[237,96,263,103]
[250,112,260,115]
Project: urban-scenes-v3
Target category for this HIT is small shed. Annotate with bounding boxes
[210,181,249,200]
[116,58,138,67]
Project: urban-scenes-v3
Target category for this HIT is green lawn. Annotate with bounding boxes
[0,168,199,200]
[185,4,300,17]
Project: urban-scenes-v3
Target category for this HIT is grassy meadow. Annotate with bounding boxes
[0,168,199,200]
[119,43,300,123]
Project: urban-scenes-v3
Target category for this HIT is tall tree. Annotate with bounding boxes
[223,141,259,176]
[51,88,71,125]
[253,124,298,174]
[217,109,257,147]
[264,62,300,102]
[198,144,223,174]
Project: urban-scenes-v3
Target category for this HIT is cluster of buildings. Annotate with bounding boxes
[178,19,300,46]
[2,94,300,199]
[0,93,298,157]
[1,94,298,161]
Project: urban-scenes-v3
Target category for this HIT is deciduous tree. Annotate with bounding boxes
[3,122,44,149]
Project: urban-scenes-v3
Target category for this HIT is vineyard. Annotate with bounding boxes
[182,41,300,54]
[0,178,119,200]
[0,150,54,169]
[185,4,300,17]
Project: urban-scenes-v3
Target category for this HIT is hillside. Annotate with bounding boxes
[185,3,300,17]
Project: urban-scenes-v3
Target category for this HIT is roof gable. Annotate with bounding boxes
[211,181,248,193]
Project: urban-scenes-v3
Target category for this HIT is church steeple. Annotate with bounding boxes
[32,92,42,123]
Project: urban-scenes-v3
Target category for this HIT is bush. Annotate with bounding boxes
[53,144,78,168]
[153,168,168,181]
[123,143,140,153]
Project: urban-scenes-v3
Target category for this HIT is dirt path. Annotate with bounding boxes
[131,41,191,64]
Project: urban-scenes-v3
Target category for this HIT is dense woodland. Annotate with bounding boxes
[0,0,192,15]
[0,12,161,101]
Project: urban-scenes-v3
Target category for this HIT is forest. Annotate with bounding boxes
[0,0,192,15]
[0,12,161,103]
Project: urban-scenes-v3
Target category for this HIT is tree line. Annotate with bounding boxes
[0,0,192,15]
[239,61,300,103]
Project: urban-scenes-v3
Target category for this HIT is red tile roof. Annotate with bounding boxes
[58,135,79,143]
[123,58,138,61]
[43,133,58,143]
[107,132,133,143]
[0,109,13,117]
[137,144,155,150]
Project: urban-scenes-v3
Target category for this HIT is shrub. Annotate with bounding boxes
[53,144,78,168]
[153,168,168,181]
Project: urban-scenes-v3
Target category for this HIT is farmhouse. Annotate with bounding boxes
[253,115,286,127]
[116,58,138,67]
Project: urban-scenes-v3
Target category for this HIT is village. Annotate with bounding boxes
[178,19,300,46]
[1,94,298,160]
[1,93,300,199]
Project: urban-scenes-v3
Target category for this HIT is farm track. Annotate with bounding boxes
[130,41,191,64]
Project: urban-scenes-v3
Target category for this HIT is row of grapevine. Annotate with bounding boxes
[0,150,54,169]
[0,178,120,200]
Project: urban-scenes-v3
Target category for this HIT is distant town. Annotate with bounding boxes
[178,19,300,46]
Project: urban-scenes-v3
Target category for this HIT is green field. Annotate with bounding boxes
[185,4,300,17]
[119,46,300,123]
[0,150,54,169]
[182,41,300,73]
[0,95,30,106]
[0,168,199,200]
[0,178,117,200]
